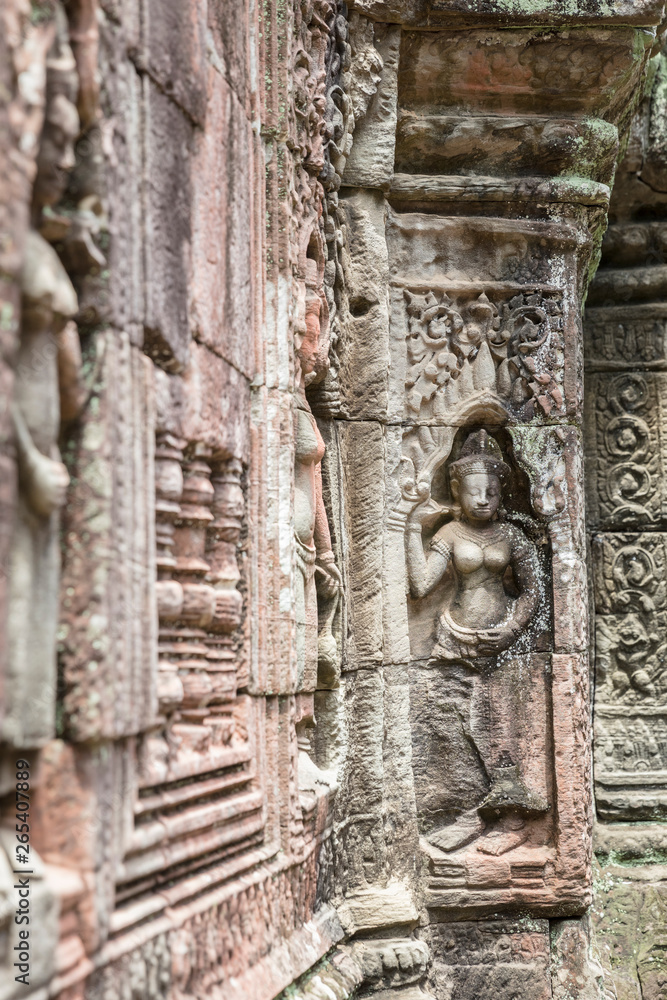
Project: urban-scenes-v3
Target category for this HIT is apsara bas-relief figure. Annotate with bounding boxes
[294,272,342,695]
[405,430,548,855]
[5,10,84,747]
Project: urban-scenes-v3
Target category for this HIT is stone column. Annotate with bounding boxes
[585,44,667,999]
[321,3,663,996]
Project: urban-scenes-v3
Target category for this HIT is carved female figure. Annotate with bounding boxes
[4,11,83,747]
[294,287,342,693]
[406,430,546,853]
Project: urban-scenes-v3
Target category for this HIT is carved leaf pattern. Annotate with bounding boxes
[404,287,564,424]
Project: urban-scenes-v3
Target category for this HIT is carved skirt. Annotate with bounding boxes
[4,500,60,747]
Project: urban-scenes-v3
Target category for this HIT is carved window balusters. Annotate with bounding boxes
[112,438,263,916]
[155,431,187,717]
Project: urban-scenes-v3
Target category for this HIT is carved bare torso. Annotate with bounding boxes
[405,435,541,661]
[440,522,513,629]
[404,432,547,853]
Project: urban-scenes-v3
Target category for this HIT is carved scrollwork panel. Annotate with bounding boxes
[593,533,667,617]
[586,373,667,529]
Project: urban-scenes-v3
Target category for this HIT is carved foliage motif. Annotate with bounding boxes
[404,286,564,424]
[588,373,664,527]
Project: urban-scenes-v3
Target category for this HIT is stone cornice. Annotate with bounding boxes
[351,0,667,29]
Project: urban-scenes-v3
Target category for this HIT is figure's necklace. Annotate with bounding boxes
[453,520,506,549]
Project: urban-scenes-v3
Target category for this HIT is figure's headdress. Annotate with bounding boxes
[449,429,509,485]
[46,4,78,106]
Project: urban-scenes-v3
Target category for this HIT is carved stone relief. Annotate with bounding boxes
[426,919,551,1000]
[584,28,667,870]
[585,303,667,370]
[294,298,343,697]
[0,4,91,993]
[378,209,591,914]
[401,287,565,424]
[405,430,549,859]
[586,372,667,529]
[4,0,666,995]
[593,532,667,819]
[4,7,83,750]
[309,7,385,417]
[587,246,667,824]
[113,411,263,912]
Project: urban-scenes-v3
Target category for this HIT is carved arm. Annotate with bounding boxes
[57,321,85,423]
[12,404,69,518]
[313,460,342,595]
[508,533,541,638]
[405,516,450,599]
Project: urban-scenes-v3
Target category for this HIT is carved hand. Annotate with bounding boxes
[315,551,343,598]
[476,624,519,656]
[406,496,445,529]
[24,452,70,517]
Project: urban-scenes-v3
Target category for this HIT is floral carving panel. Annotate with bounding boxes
[402,285,565,425]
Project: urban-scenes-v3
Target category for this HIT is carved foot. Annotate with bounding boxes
[476,824,530,856]
[428,811,484,853]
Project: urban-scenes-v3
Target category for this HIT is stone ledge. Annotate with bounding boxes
[389,173,611,207]
[350,0,666,28]
[337,881,419,935]
[225,907,347,1000]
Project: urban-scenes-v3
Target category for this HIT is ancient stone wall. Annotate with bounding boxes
[1,1,667,999]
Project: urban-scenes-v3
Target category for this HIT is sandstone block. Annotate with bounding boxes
[426,919,551,1000]
[337,881,418,935]
[207,0,253,115]
[59,333,157,741]
[397,27,647,121]
[338,419,384,670]
[143,79,194,373]
[337,190,391,422]
[99,18,144,335]
[190,68,257,379]
[343,25,400,190]
[181,342,250,460]
[142,0,207,126]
